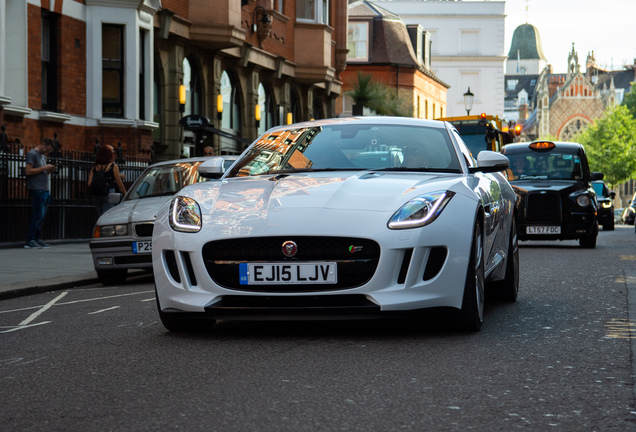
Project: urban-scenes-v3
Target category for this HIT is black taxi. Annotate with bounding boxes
[502,140,602,248]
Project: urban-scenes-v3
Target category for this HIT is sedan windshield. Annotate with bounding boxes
[226,124,462,177]
[506,153,582,181]
[125,161,206,201]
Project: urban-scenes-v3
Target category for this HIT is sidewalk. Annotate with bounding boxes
[0,241,99,300]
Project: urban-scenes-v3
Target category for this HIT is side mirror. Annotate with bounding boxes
[469,151,510,173]
[610,191,616,200]
[590,172,604,181]
[107,192,122,205]
[198,157,227,179]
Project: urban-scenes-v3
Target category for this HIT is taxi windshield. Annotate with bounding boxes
[506,153,582,181]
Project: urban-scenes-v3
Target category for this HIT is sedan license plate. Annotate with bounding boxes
[526,226,561,234]
[132,241,152,254]
[239,263,337,285]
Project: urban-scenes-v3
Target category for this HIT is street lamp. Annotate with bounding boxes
[463,87,474,116]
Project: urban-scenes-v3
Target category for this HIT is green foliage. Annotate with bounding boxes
[575,105,636,184]
[621,81,636,118]
[347,71,412,117]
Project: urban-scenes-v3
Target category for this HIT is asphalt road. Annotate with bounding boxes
[1,226,636,431]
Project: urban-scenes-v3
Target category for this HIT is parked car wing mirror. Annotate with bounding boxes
[107,192,122,205]
[590,172,604,181]
[198,157,226,179]
[469,151,509,173]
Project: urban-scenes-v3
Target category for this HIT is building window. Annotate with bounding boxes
[221,70,241,132]
[41,12,58,111]
[102,24,124,118]
[460,30,479,53]
[297,0,329,25]
[275,0,283,14]
[507,79,518,91]
[257,83,276,136]
[153,62,162,146]
[183,57,202,116]
[139,29,147,120]
[347,22,368,61]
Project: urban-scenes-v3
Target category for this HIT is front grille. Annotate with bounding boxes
[525,192,561,223]
[202,236,381,292]
[135,223,154,238]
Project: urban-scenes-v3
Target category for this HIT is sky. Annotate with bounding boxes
[501,0,636,73]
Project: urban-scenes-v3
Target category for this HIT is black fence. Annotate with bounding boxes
[0,142,150,245]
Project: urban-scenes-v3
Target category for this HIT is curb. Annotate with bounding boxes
[0,273,99,301]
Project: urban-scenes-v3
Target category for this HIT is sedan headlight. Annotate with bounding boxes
[575,194,591,207]
[95,224,128,238]
[388,191,454,229]
[169,196,202,233]
[601,202,612,208]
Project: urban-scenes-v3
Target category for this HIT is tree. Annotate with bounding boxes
[347,71,412,117]
[575,105,636,185]
[621,81,636,118]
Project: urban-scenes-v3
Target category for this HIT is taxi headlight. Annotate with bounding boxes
[169,196,202,233]
[576,195,591,207]
[388,191,454,229]
[97,224,128,237]
[601,202,612,208]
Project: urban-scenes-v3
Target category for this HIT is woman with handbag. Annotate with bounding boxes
[88,144,127,216]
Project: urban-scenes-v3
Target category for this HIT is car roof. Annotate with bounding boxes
[147,155,238,169]
[263,116,448,133]
[502,141,583,154]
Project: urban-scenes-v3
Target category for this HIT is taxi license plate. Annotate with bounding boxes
[132,241,152,254]
[526,226,561,234]
[239,263,337,285]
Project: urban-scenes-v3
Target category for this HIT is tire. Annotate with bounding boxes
[155,285,216,332]
[491,218,519,302]
[97,269,127,286]
[579,223,598,248]
[459,221,485,331]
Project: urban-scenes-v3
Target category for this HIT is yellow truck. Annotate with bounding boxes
[437,113,518,157]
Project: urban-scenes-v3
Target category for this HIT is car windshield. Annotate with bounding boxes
[125,161,206,200]
[226,124,462,177]
[506,152,582,181]
[591,182,608,197]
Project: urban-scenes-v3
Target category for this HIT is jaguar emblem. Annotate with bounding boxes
[282,240,298,258]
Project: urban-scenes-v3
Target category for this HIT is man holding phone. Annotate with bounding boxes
[24,137,56,249]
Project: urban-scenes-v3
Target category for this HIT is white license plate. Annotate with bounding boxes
[239,263,337,285]
[132,241,152,254]
[526,226,561,234]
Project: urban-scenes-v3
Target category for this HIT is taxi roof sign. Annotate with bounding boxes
[529,141,556,150]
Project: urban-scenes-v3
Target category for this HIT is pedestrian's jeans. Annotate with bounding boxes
[26,189,51,242]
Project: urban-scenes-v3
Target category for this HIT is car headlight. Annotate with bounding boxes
[601,202,612,208]
[169,196,202,233]
[95,224,128,238]
[388,191,454,229]
[575,194,591,207]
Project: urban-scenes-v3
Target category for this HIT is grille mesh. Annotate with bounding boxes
[525,192,561,223]
[202,236,380,292]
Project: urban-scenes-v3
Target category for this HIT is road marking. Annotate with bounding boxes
[88,306,120,315]
[0,321,51,334]
[619,255,636,261]
[605,319,636,339]
[20,292,68,326]
[141,298,155,302]
[0,290,153,315]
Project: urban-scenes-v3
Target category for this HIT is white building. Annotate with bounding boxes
[367,0,506,118]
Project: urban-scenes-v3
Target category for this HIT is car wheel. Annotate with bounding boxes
[579,223,598,248]
[459,221,485,331]
[491,218,519,302]
[154,286,216,332]
[604,220,615,231]
[96,269,127,286]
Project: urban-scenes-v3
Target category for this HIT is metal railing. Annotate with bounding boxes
[0,137,150,245]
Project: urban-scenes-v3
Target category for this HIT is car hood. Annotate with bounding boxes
[187,171,471,216]
[98,196,172,225]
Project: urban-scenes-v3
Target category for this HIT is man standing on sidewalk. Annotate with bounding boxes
[24,137,56,249]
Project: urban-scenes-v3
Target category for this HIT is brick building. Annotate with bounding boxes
[337,0,448,118]
[0,0,348,159]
